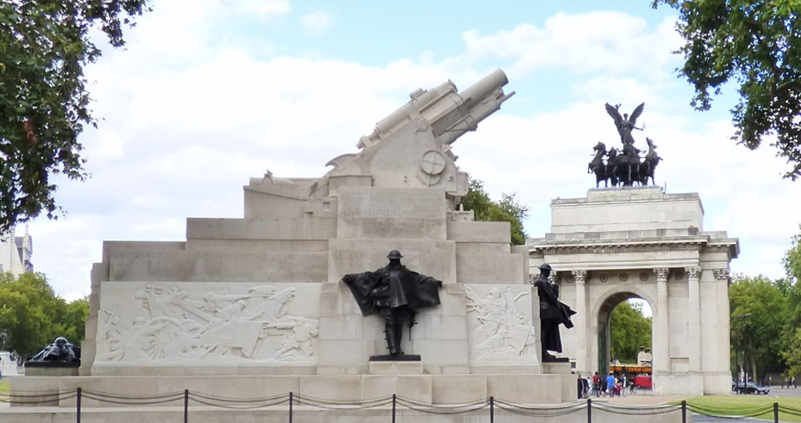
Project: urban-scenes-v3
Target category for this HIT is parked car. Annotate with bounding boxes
[735,382,770,395]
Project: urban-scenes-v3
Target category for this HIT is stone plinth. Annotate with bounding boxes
[11,374,576,408]
[23,362,80,377]
[368,361,424,374]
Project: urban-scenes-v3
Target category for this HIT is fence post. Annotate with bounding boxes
[774,402,779,423]
[489,396,494,423]
[392,394,396,423]
[289,391,293,423]
[681,400,687,423]
[587,398,592,423]
[76,387,81,423]
[184,389,189,423]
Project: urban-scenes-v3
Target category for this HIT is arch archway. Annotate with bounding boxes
[592,287,656,379]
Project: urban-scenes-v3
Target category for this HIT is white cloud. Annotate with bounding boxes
[301,10,332,35]
[27,5,801,300]
[462,12,682,80]
[235,0,291,22]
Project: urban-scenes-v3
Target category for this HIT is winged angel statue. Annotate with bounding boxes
[605,102,645,146]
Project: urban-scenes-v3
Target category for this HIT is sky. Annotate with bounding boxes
[14,0,801,302]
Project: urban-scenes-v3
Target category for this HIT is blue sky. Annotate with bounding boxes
[17,0,801,301]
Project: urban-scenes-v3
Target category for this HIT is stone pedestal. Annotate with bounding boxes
[368,361,423,374]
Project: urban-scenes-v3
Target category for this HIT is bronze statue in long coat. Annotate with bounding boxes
[534,264,576,362]
[341,250,442,357]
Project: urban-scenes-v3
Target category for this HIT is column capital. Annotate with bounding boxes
[712,268,730,281]
[653,268,670,281]
[685,266,702,280]
[572,270,587,284]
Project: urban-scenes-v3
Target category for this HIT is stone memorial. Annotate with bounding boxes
[12,69,577,408]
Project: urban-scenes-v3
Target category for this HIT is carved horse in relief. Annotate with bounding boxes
[588,142,609,188]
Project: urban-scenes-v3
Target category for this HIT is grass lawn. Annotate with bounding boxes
[677,395,801,422]
[0,380,9,403]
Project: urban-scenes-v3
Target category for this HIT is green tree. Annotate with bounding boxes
[0,272,88,358]
[0,272,62,357]
[54,296,89,344]
[781,227,801,377]
[609,301,652,363]
[653,0,801,180]
[730,275,788,382]
[0,0,151,231]
[460,179,529,245]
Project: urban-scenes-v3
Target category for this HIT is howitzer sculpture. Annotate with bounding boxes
[313,69,515,205]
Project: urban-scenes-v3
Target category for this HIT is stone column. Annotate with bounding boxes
[653,268,670,377]
[686,267,702,373]
[713,268,732,375]
[572,270,588,373]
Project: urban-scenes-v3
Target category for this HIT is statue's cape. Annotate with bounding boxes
[344,266,441,316]
[535,276,576,328]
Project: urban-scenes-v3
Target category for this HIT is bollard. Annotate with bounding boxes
[681,400,687,423]
[289,391,293,423]
[392,394,396,423]
[774,402,779,423]
[184,389,189,423]
[490,396,494,423]
[587,398,592,423]
[76,387,82,423]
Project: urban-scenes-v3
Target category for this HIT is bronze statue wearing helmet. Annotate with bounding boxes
[341,250,442,359]
[533,263,575,362]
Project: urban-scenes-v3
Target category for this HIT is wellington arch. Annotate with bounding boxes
[528,187,739,395]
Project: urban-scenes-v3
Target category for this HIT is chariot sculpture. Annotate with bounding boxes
[588,102,663,188]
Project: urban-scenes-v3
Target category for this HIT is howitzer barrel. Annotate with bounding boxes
[460,69,509,109]
[357,69,514,149]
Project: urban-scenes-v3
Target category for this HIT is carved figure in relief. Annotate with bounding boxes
[341,250,442,358]
[465,287,535,361]
[102,284,318,363]
[533,264,576,362]
[269,316,320,360]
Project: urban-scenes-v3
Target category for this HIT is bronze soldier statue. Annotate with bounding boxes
[533,264,576,362]
[341,250,442,358]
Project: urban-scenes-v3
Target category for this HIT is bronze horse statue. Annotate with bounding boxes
[638,137,662,186]
[588,142,608,187]
[618,143,642,186]
[606,147,621,186]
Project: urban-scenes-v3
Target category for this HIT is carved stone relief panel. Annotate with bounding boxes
[96,282,320,366]
[464,284,538,365]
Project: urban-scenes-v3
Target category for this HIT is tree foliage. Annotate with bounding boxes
[0,272,89,358]
[0,0,150,231]
[460,179,529,245]
[782,226,801,377]
[609,301,652,363]
[653,0,801,180]
[730,275,788,381]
